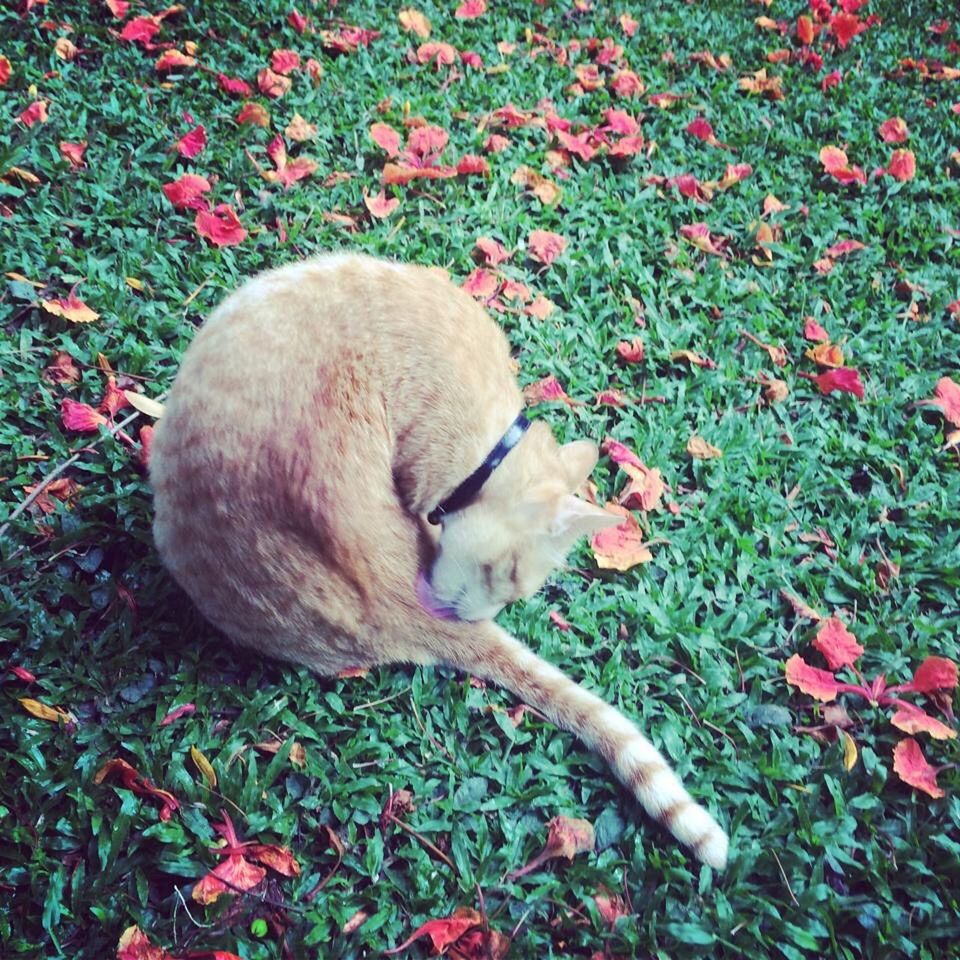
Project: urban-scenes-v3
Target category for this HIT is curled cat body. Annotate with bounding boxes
[150,252,728,870]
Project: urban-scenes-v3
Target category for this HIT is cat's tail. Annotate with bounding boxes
[448,623,728,870]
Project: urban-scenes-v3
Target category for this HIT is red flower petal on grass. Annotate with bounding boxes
[910,655,959,693]
[257,68,292,98]
[812,617,864,670]
[878,117,909,143]
[0,55,11,87]
[824,239,865,258]
[528,230,567,266]
[892,738,944,798]
[119,16,160,44]
[382,163,457,186]
[591,506,653,571]
[18,100,48,127]
[117,925,173,960]
[363,189,399,219]
[474,237,510,266]
[193,855,266,904]
[217,73,252,97]
[416,41,458,68]
[803,316,830,341]
[94,758,180,820]
[809,367,865,399]
[162,173,212,210]
[829,12,866,48]
[455,0,487,18]
[686,116,717,143]
[785,654,839,702]
[155,49,196,72]
[461,267,498,299]
[138,424,154,468]
[159,702,196,726]
[523,374,577,406]
[43,288,99,324]
[920,377,960,427]
[59,141,87,169]
[821,69,842,91]
[100,377,131,418]
[385,911,483,956]
[407,125,448,161]
[819,145,866,184]
[10,666,37,682]
[890,703,957,741]
[601,438,643,469]
[195,204,246,247]
[610,69,644,97]
[236,102,270,127]
[456,154,489,176]
[616,338,645,363]
[369,121,402,157]
[271,48,301,74]
[177,124,206,158]
[288,9,310,33]
[885,148,916,182]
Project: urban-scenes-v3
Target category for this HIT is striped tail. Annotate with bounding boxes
[451,623,728,870]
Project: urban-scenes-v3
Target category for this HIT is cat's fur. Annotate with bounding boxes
[150,253,728,869]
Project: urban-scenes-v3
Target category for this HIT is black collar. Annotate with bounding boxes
[427,413,531,525]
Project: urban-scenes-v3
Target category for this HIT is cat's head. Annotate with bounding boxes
[421,423,622,622]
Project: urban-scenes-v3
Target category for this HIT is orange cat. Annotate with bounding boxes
[150,253,728,869]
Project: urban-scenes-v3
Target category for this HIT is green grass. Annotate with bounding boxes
[2,1,959,957]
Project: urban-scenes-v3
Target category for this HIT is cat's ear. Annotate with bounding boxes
[559,440,599,490]
[550,494,622,540]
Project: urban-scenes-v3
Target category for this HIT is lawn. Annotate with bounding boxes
[1,0,959,957]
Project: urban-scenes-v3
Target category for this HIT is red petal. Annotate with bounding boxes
[59,140,87,169]
[528,229,567,265]
[824,239,865,258]
[910,656,959,693]
[246,843,301,876]
[474,237,510,266]
[892,738,944,798]
[460,267,498,299]
[193,856,265,904]
[271,48,301,75]
[119,16,160,44]
[162,173,212,210]
[385,912,482,955]
[890,703,957,741]
[176,125,206,159]
[61,398,107,433]
[217,73,253,97]
[159,702,196,727]
[813,368,865,399]
[116,925,173,960]
[878,117,909,144]
[886,148,916,182]
[194,204,247,247]
[369,121,401,157]
[523,374,576,406]
[363,189,400,219]
[592,506,652,571]
[18,100,48,127]
[406,125,448,161]
[803,317,830,341]
[812,617,864,670]
[601,438,643,469]
[785,654,839,702]
[455,0,487,17]
[686,116,714,141]
[456,154,489,176]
